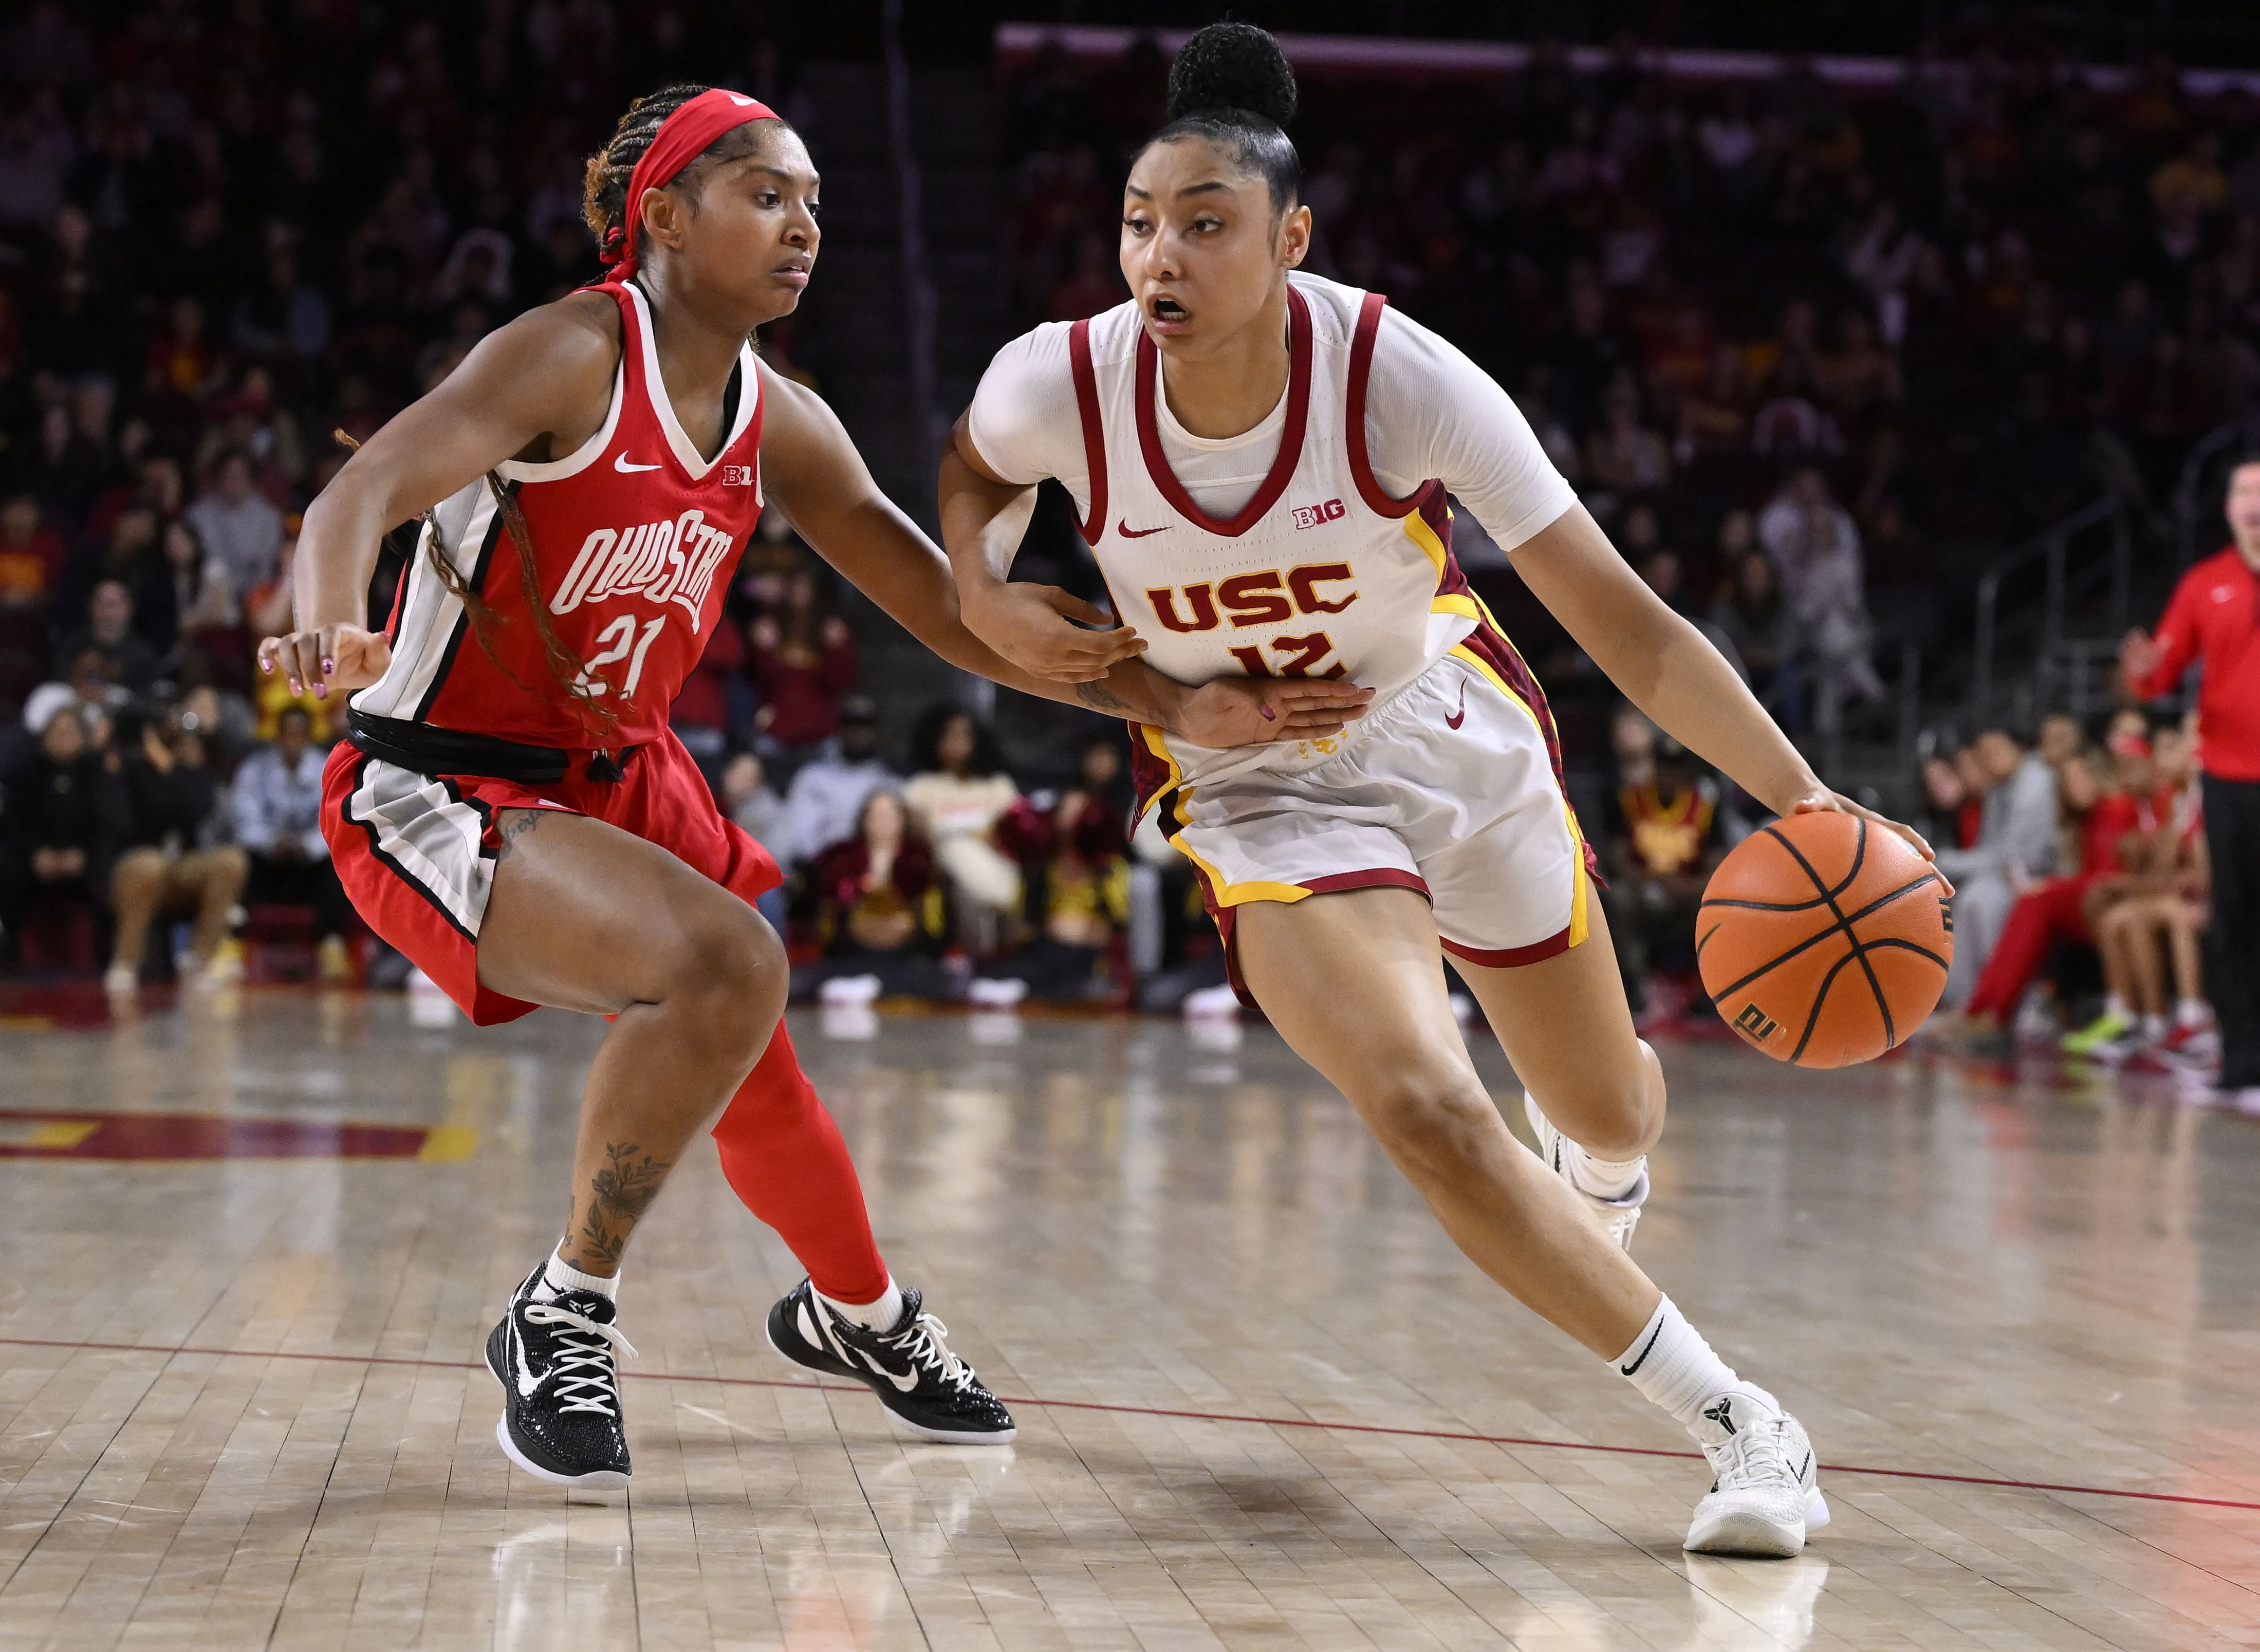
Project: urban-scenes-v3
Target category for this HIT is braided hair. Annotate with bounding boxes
[582,82,789,258]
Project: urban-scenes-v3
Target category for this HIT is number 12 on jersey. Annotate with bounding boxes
[1229,632,1345,679]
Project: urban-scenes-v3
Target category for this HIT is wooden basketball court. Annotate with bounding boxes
[0,986,2252,1649]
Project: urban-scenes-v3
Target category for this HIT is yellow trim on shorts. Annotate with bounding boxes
[1449,642,1591,951]
[1170,834,1314,907]
[1432,591,1481,621]
[1140,723,1308,905]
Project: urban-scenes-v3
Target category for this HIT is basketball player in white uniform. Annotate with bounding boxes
[938,25,1942,1557]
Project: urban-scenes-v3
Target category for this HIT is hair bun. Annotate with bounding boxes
[1166,22,1296,129]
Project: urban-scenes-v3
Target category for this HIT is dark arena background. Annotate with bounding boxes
[0,3,2257,1647]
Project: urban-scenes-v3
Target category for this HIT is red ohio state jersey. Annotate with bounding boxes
[351,282,763,750]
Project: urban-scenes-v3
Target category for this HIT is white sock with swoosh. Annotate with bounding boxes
[1611,1296,1768,1431]
[536,1245,618,1302]
[821,1277,905,1332]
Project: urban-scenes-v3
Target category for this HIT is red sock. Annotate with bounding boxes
[710,1021,888,1303]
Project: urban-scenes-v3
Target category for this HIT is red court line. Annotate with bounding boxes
[4,1333,2254,1514]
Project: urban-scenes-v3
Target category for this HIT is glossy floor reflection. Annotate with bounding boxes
[0,989,2253,1648]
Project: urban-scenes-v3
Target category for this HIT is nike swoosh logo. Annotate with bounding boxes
[728,94,757,106]
[1118,521,1168,538]
[858,1347,922,1393]
[614,455,662,473]
[512,1321,545,1399]
[1444,679,1468,730]
[1619,1317,1666,1377]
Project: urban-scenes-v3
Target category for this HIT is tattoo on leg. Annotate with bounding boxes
[1076,679,1129,715]
[495,810,543,861]
[573,1141,672,1269]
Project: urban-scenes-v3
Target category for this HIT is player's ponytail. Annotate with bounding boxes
[1146,23,1302,213]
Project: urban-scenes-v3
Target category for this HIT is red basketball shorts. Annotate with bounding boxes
[321,728,781,1024]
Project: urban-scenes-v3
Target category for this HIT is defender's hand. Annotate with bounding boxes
[258,624,392,700]
[1786,788,1952,897]
[1175,677,1375,749]
[962,581,1145,683]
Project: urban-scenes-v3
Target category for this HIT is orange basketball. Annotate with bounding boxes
[1696,811,1954,1068]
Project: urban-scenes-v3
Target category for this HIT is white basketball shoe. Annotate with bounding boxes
[1683,1389,1831,1557]
[1523,1093,1648,1249]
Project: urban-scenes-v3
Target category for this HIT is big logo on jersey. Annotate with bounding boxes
[549,509,736,632]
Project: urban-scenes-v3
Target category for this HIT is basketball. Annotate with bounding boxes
[1697,812,1954,1068]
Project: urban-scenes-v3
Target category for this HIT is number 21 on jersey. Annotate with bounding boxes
[575,614,668,699]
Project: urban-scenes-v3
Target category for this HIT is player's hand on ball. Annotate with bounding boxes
[257,624,393,699]
[1175,676,1375,748]
[963,581,1145,683]
[1786,787,1951,896]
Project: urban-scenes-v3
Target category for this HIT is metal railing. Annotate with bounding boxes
[1971,494,2128,721]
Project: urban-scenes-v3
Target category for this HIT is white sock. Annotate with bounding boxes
[2140,1012,2168,1040]
[820,1277,904,1331]
[2103,992,2132,1020]
[2176,998,2209,1028]
[1567,1145,1646,1202]
[535,1245,618,1302]
[1611,1296,1772,1432]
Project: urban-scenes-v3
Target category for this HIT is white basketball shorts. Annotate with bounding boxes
[1143,640,1596,998]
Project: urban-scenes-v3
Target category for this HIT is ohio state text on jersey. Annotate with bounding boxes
[353,282,763,750]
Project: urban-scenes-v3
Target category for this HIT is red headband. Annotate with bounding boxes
[599,87,779,282]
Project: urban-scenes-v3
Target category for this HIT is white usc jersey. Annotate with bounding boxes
[1065,274,1512,800]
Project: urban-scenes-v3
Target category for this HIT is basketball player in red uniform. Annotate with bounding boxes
[258,85,1363,1489]
[939,26,1942,1556]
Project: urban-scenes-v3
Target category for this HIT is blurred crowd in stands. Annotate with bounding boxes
[1003,36,2260,734]
[0,2,2244,1053]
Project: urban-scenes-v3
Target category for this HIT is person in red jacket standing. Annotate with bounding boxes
[2123,454,2260,1100]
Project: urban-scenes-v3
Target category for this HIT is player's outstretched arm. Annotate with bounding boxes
[1511,502,1940,870]
[938,415,1147,684]
[763,374,1370,747]
[257,294,622,699]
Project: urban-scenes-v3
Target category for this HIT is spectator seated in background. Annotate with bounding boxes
[794,790,953,1005]
[0,495,64,617]
[0,705,117,968]
[182,450,283,615]
[773,694,893,875]
[2066,722,2215,1062]
[230,704,351,982]
[1757,467,1881,737]
[745,566,858,773]
[1601,708,1724,1024]
[2090,780,2214,1068]
[1708,547,1800,722]
[55,580,162,698]
[1936,727,2062,1007]
[1961,748,2124,1041]
[973,736,1135,1007]
[719,750,788,928]
[902,704,1024,956]
[105,703,246,994]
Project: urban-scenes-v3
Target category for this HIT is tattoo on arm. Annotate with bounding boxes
[1076,679,1130,715]
[572,1141,672,1269]
[495,810,543,861]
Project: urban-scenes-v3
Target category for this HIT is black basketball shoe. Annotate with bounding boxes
[766,1278,1017,1444]
[484,1263,639,1488]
